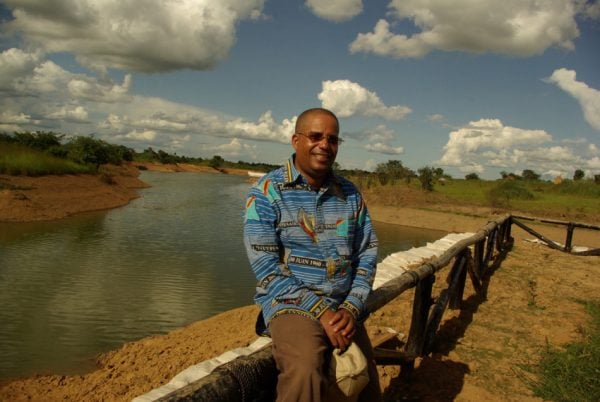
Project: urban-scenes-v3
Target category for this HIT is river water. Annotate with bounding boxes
[0,171,445,381]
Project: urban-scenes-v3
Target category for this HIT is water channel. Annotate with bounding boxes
[0,171,445,381]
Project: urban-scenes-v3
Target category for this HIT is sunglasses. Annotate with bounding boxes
[296,132,344,145]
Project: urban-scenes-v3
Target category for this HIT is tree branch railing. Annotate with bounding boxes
[149,213,597,401]
[511,214,600,256]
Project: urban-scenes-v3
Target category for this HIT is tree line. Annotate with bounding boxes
[2,131,596,186]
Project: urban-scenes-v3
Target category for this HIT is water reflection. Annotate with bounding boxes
[0,171,445,381]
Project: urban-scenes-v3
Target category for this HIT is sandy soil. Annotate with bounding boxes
[0,168,598,401]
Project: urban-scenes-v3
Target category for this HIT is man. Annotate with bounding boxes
[244,108,381,402]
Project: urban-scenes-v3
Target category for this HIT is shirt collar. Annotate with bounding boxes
[284,154,346,201]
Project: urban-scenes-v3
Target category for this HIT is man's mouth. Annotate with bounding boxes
[312,153,332,162]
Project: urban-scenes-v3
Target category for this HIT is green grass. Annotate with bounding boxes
[0,142,92,176]
[528,300,600,402]
[434,179,600,215]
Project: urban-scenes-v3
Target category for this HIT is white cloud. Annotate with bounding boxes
[0,110,36,124]
[225,111,296,143]
[363,125,395,143]
[350,0,581,58]
[118,130,158,142]
[438,119,552,166]
[3,0,266,73]
[437,118,600,178]
[365,142,404,155]
[68,75,132,103]
[0,48,133,104]
[45,106,89,122]
[427,114,445,123]
[206,138,258,159]
[548,68,600,131]
[0,48,43,90]
[306,0,363,22]
[318,80,411,120]
[582,1,600,19]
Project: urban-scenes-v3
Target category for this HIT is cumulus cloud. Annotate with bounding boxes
[548,68,600,131]
[226,111,296,143]
[45,106,89,122]
[438,119,552,166]
[306,0,363,22]
[0,110,36,124]
[3,0,266,73]
[350,0,581,58]
[318,80,411,120]
[0,49,295,159]
[427,114,445,123]
[343,124,405,155]
[68,75,132,103]
[437,118,600,178]
[0,48,133,104]
[205,138,258,159]
[365,142,404,155]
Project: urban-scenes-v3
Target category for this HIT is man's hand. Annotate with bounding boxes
[319,308,356,351]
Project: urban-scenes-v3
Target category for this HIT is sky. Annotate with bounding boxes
[1,0,599,180]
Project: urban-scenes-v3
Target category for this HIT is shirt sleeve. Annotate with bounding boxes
[243,182,328,322]
[340,194,378,320]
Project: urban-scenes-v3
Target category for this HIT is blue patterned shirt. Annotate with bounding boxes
[243,155,378,330]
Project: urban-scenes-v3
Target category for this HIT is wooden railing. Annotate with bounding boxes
[511,215,600,256]
[153,213,597,401]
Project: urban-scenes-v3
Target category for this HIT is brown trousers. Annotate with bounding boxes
[269,314,382,402]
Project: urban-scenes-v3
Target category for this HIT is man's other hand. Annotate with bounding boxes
[319,308,356,351]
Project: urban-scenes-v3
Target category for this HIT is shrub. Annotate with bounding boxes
[417,166,435,191]
[487,180,534,208]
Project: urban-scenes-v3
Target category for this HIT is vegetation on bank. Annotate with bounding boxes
[1,131,598,219]
[525,300,600,402]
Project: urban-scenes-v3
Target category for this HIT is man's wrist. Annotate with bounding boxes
[339,302,359,320]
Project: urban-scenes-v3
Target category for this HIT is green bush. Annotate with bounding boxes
[487,180,534,208]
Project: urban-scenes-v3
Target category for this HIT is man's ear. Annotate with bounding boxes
[291,134,299,151]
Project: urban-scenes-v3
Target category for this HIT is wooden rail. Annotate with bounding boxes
[153,213,597,401]
[511,214,600,256]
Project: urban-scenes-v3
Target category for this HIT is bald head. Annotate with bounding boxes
[295,108,339,134]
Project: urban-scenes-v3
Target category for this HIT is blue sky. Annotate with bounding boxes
[1,0,599,179]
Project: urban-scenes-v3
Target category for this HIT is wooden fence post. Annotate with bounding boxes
[404,274,435,359]
[482,228,497,275]
[423,252,468,354]
[565,223,575,252]
[449,251,469,310]
[474,240,484,279]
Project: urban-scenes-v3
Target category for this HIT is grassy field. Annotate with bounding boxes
[360,177,600,222]
[0,142,92,176]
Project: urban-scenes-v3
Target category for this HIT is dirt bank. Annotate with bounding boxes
[0,163,251,223]
[0,164,148,222]
[0,168,598,401]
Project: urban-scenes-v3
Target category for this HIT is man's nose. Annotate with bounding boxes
[317,137,332,148]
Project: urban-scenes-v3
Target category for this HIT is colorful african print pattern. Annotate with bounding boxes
[244,155,378,331]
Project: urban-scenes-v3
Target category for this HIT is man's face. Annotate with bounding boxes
[292,112,339,185]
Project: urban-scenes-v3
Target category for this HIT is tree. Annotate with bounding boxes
[66,136,111,171]
[417,166,434,191]
[13,131,64,151]
[573,169,585,181]
[374,160,415,185]
[521,169,540,181]
[209,155,225,169]
[465,172,480,180]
